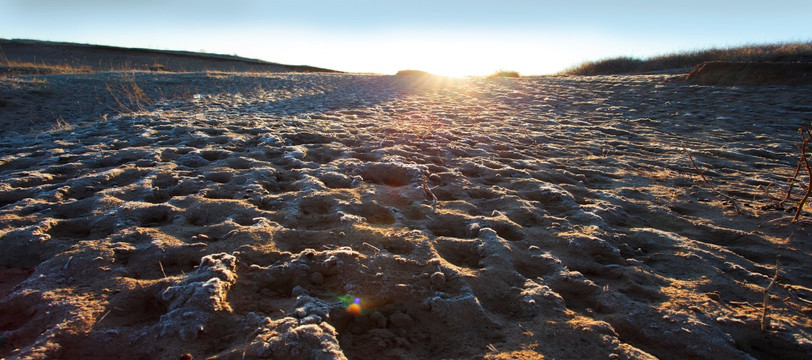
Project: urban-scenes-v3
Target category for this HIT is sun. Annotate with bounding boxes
[386,36,510,77]
[420,63,483,78]
[399,54,496,78]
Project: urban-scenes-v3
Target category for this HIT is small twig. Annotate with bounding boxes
[779,158,803,208]
[362,242,381,254]
[761,256,780,332]
[422,173,438,210]
[97,309,112,325]
[223,229,240,239]
[63,256,73,272]
[61,255,74,283]
[759,182,782,202]
[794,157,812,222]
[158,261,167,279]
[790,290,812,305]
[792,126,812,222]
[681,142,741,214]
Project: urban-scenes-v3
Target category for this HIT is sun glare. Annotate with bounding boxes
[251,29,585,76]
[397,51,502,78]
[380,34,529,77]
[420,62,482,78]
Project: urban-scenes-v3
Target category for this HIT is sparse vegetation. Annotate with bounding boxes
[559,41,812,75]
[1,60,91,77]
[395,69,434,76]
[488,70,520,78]
[47,117,73,133]
[3,61,83,75]
[2,46,89,76]
[105,73,152,113]
[681,142,742,214]
[786,125,812,223]
[686,123,812,222]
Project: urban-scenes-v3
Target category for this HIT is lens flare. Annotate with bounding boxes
[340,296,364,315]
[346,303,362,315]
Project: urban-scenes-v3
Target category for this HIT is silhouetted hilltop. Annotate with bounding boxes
[559,42,812,75]
[0,38,337,73]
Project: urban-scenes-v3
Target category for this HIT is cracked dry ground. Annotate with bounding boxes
[1,73,811,359]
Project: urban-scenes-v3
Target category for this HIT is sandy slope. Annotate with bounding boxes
[1,72,811,359]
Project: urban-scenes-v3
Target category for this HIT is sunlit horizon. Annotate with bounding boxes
[2,1,811,76]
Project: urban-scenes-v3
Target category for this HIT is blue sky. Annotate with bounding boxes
[1,0,810,75]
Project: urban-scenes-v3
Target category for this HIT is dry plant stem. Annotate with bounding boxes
[759,182,782,202]
[96,309,112,325]
[780,159,803,208]
[159,261,167,279]
[793,159,812,222]
[105,74,152,114]
[362,242,381,254]
[63,256,73,272]
[794,293,812,305]
[681,142,741,214]
[792,127,812,222]
[422,175,438,210]
[762,257,781,331]
[106,83,135,113]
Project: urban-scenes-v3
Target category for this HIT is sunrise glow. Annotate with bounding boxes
[4,1,806,75]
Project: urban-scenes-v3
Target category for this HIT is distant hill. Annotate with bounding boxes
[0,38,337,73]
[558,42,812,76]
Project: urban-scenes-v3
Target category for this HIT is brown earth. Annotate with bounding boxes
[0,67,811,360]
[686,62,812,86]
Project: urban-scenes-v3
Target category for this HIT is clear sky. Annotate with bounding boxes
[1,0,810,76]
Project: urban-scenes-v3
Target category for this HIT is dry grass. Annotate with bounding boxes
[395,69,435,76]
[1,48,154,77]
[104,73,153,113]
[1,48,92,77]
[488,70,520,78]
[559,41,812,75]
[47,117,73,133]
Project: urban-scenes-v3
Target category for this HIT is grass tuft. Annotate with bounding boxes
[395,69,434,76]
[47,117,73,133]
[105,73,152,113]
[488,70,520,78]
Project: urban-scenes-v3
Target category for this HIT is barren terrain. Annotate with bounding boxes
[1,71,811,359]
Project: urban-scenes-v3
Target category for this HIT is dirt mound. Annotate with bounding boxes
[686,61,812,85]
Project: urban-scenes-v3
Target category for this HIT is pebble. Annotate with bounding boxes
[430,271,446,288]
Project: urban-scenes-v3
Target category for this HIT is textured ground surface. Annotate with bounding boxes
[1,72,812,359]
